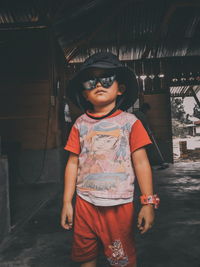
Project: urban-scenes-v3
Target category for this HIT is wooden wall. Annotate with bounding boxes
[0,80,49,149]
[0,29,66,150]
[144,93,174,164]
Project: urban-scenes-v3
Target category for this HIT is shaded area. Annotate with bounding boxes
[135,162,200,267]
[0,162,200,267]
[9,183,61,228]
[0,1,200,60]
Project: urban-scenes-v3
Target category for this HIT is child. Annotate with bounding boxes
[61,52,160,267]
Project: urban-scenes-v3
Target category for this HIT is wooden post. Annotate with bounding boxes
[179,141,188,158]
[0,156,11,243]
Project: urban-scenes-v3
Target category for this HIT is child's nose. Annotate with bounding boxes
[96,81,101,87]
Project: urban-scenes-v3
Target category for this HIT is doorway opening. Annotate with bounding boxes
[170,86,200,162]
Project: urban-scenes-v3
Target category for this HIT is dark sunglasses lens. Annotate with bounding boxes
[82,79,97,90]
[100,75,116,88]
[82,74,116,90]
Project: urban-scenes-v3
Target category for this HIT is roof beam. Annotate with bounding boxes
[141,0,200,59]
[188,87,200,108]
[0,22,48,30]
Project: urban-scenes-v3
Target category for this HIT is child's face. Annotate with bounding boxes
[82,68,124,109]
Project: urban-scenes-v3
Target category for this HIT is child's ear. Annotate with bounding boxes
[118,84,126,95]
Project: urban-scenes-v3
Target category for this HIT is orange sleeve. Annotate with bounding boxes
[64,125,80,155]
[130,119,152,153]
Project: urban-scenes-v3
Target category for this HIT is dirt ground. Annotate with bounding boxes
[0,162,200,267]
[173,136,200,161]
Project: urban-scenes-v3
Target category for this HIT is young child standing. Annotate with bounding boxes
[61,52,160,267]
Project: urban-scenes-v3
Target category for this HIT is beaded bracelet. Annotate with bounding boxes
[140,194,160,209]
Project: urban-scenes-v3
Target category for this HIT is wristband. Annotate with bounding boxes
[140,194,160,209]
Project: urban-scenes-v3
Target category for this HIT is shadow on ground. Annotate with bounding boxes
[0,162,200,267]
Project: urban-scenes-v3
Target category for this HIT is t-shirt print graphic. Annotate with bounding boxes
[79,121,128,192]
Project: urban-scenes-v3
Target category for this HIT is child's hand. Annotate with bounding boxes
[61,202,73,230]
[137,205,155,234]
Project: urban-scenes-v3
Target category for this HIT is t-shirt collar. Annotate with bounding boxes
[86,109,122,119]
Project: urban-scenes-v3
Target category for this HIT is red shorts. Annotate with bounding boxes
[71,195,136,266]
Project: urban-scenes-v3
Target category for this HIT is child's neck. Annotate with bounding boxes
[89,103,116,116]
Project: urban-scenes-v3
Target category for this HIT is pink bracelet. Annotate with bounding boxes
[140,194,160,209]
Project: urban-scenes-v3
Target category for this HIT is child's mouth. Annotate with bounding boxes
[96,90,106,94]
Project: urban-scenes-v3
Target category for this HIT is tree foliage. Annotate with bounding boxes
[193,104,200,119]
[171,98,186,122]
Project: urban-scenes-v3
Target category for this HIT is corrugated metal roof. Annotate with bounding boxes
[55,0,200,62]
[170,86,200,97]
[0,0,199,61]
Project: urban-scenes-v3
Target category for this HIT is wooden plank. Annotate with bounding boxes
[0,96,49,116]
[15,133,47,150]
[0,157,11,243]
[0,116,47,120]
[0,118,49,150]
[0,29,50,80]
[0,81,50,95]
[8,119,48,129]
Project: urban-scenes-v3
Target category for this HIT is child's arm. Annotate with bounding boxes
[61,152,79,230]
[132,147,155,234]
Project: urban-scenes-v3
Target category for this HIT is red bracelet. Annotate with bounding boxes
[140,194,160,209]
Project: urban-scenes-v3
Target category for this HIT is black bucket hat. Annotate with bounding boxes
[67,52,138,113]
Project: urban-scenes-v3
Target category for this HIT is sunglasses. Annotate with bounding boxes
[82,74,116,90]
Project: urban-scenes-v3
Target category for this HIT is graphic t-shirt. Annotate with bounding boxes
[64,110,152,206]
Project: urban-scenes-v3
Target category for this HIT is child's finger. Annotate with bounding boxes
[62,222,72,230]
[61,213,73,230]
[137,215,143,228]
[67,214,73,229]
[140,222,152,234]
[61,217,69,229]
